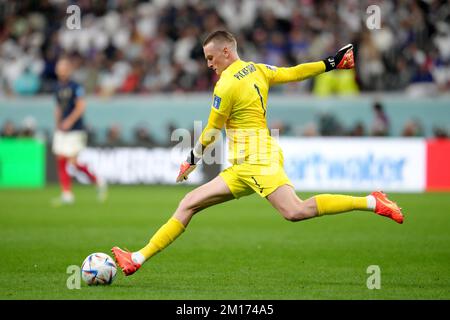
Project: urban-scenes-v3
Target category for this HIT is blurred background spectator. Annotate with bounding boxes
[1,120,18,138]
[269,119,291,136]
[402,118,425,137]
[0,116,49,140]
[105,123,125,146]
[433,126,449,139]
[318,113,344,136]
[348,121,366,137]
[20,116,37,137]
[0,0,449,96]
[371,101,390,136]
[133,123,159,147]
[300,122,319,137]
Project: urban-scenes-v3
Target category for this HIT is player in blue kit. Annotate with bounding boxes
[52,57,107,205]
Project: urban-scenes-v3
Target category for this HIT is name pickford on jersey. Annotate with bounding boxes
[233,63,256,80]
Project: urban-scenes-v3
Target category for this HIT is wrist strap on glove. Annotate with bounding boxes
[186,141,205,165]
[187,149,201,165]
[323,56,336,72]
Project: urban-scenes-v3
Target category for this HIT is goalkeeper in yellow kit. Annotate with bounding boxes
[112,31,404,276]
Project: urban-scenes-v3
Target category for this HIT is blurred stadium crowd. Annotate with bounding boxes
[1,0,449,97]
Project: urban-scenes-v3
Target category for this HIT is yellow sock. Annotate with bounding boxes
[315,194,370,216]
[138,217,185,261]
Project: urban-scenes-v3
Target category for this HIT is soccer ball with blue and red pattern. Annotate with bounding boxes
[81,253,117,285]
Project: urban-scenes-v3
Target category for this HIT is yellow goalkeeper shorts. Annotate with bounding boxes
[219,158,294,199]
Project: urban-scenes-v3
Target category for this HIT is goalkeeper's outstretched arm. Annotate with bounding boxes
[270,43,354,85]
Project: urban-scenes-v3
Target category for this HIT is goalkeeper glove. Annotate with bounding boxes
[323,44,355,71]
[176,149,201,183]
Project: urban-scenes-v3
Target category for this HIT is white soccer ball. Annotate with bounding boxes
[81,252,117,285]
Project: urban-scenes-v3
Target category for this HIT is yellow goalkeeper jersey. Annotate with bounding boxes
[200,59,325,165]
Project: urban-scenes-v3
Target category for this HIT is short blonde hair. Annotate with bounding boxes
[203,30,237,50]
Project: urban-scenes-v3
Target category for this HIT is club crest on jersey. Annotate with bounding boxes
[213,95,222,109]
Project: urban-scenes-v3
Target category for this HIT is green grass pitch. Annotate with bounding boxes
[0,185,449,300]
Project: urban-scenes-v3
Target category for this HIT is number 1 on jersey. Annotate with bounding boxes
[254,84,266,116]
